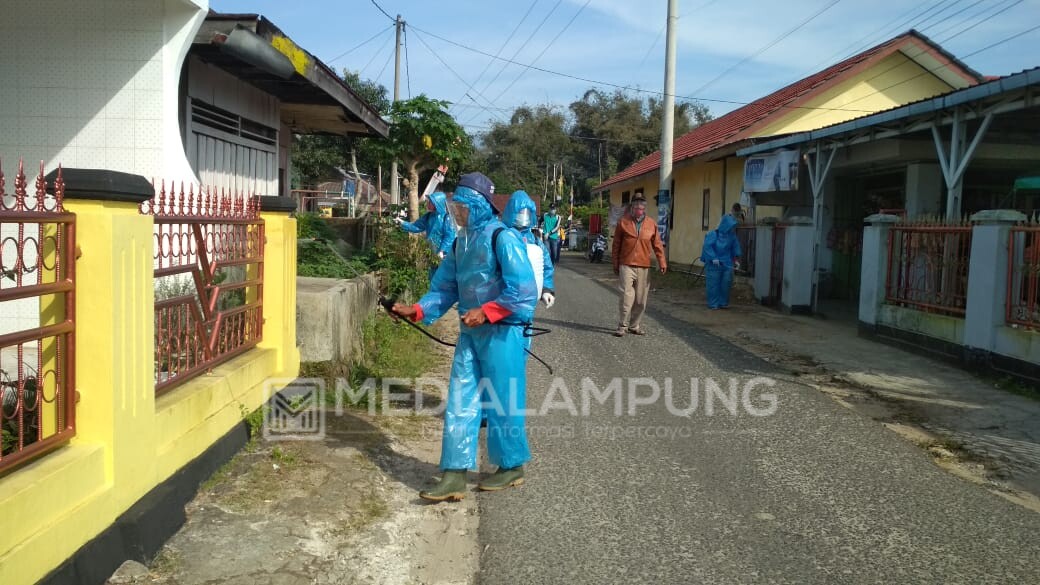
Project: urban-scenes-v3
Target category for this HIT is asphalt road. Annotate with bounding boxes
[476,257,1040,584]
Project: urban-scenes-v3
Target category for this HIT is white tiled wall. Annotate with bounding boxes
[0,0,208,338]
[0,0,207,180]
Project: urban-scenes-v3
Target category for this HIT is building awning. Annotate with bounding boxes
[192,12,389,138]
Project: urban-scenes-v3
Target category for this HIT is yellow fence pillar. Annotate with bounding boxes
[257,196,300,378]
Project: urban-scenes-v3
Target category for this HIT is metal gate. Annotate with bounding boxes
[767,225,787,306]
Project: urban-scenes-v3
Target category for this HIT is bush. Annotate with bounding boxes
[296,212,338,241]
[297,240,371,279]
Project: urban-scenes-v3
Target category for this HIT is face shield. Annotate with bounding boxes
[512,208,532,230]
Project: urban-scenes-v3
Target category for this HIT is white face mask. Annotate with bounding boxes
[513,208,532,230]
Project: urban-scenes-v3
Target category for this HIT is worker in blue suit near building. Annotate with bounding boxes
[700,213,742,310]
[395,190,456,277]
[391,172,538,502]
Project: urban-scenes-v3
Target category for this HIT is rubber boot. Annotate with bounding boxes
[478,466,524,491]
[419,470,468,502]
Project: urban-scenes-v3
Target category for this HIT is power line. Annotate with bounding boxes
[375,40,396,86]
[327,25,394,65]
[637,0,724,70]
[448,0,540,116]
[488,0,592,106]
[409,28,505,123]
[938,0,1024,44]
[690,0,844,97]
[919,0,987,37]
[408,23,878,114]
[369,0,394,22]
[358,28,395,78]
[461,0,565,126]
[928,0,1008,39]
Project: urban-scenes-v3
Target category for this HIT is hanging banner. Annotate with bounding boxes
[743,149,800,192]
[656,189,671,248]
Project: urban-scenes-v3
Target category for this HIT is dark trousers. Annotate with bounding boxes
[548,238,561,265]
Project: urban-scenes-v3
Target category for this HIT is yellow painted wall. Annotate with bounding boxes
[0,204,299,585]
[755,52,956,137]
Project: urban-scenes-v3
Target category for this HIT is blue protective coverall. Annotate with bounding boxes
[700,214,742,309]
[502,190,555,304]
[413,187,538,471]
[398,191,457,257]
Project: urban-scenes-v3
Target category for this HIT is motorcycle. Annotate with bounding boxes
[587,233,607,263]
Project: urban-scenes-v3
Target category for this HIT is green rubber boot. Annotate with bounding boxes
[478,466,525,491]
[419,470,468,502]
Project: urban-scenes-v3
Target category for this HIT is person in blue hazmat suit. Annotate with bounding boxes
[503,190,556,313]
[395,191,456,277]
[391,172,538,501]
[700,213,742,310]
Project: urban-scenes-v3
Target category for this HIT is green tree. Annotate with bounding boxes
[472,105,580,208]
[372,95,472,220]
[290,70,391,187]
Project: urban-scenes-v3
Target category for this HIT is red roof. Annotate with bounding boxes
[595,30,982,191]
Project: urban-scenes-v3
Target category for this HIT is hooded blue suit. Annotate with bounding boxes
[415,186,538,471]
[398,191,456,257]
[502,190,555,297]
[700,214,742,309]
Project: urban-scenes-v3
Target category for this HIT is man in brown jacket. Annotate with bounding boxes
[611,197,667,336]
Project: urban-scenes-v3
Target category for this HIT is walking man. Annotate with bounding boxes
[612,197,666,336]
[541,203,563,265]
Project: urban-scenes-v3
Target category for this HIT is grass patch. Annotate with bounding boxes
[301,314,436,411]
[992,375,1040,401]
[201,460,235,492]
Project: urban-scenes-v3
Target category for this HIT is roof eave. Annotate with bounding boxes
[192,13,389,138]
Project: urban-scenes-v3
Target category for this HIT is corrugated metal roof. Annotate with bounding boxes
[594,30,982,191]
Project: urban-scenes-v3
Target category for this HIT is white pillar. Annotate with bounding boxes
[859,214,901,326]
[782,217,815,312]
[754,219,778,301]
[905,163,942,218]
[964,209,1026,354]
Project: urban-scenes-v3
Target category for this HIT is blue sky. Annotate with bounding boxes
[211,0,1040,133]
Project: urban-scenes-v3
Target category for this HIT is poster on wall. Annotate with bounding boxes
[743,149,800,192]
[657,189,671,248]
[609,204,625,231]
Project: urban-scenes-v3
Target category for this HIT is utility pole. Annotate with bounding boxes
[390,14,403,207]
[658,0,678,262]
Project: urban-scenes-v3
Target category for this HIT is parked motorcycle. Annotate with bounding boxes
[588,233,607,263]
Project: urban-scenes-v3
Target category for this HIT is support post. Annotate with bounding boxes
[657,0,678,261]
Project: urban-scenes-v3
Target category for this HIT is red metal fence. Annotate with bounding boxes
[141,182,264,395]
[0,161,76,472]
[1007,227,1040,328]
[885,223,972,316]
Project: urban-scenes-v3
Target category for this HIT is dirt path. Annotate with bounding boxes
[129,317,479,585]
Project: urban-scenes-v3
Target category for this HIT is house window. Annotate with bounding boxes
[622,191,630,204]
[702,188,711,230]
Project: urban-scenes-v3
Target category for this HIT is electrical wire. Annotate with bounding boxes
[461,0,565,126]
[637,0,723,70]
[369,0,394,22]
[928,0,1008,39]
[409,28,506,123]
[358,28,395,78]
[920,0,987,37]
[448,0,540,115]
[689,0,844,97]
[408,23,878,114]
[327,25,394,65]
[375,40,396,86]
[489,0,592,106]
[938,0,1024,43]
